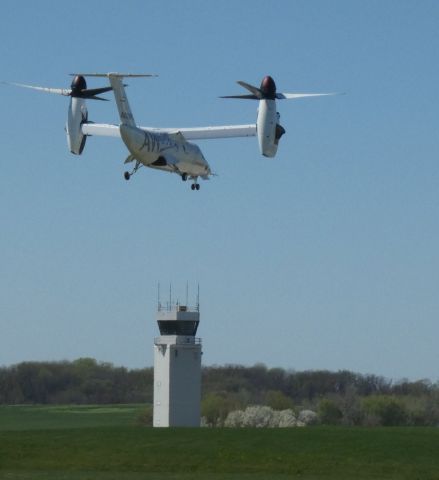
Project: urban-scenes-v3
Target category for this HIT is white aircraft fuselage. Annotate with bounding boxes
[120,124,211,178]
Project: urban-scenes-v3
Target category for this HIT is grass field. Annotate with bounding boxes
[0,405,438,479]
[0,405,145,431]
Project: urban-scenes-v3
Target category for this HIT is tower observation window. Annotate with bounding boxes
[158,320,199,336]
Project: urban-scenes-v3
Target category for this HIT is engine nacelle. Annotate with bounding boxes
[256,99,285,157]
[66,97,87,155]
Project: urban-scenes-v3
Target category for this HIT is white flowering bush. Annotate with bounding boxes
[298,409,318,425]
[269,409,281,427]
[243,405,273,428]
[224,406,309,428]
[223,409,246,427]
[278,409,297,427]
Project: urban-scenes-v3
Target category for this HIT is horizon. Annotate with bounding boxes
[1,356,436,384]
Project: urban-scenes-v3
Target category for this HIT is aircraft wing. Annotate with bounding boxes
[162,124,257,140]
[82,123,121,137]
[81,123,257,140]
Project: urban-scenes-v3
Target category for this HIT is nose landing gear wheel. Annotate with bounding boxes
[181,173,188,181]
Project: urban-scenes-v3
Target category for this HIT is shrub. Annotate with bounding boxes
[277,409,297,427]
[361,396,408,426]
[225,406,306,428]
[241,405,273,428]
[264,390,295,411]
[201,393,236,427]
[318,399,343,425]
[297,409,318,426]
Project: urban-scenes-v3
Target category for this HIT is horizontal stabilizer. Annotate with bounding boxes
[71,73,158,78]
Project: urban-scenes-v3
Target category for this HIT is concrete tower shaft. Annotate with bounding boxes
[153,303,202,427]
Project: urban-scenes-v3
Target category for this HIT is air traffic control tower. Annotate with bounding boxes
[153,300,202,427]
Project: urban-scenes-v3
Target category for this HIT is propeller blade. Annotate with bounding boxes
[86,96,109,101]
[220,94,259,100]
[3,81,71,96]
[79,86,113,97]
[236,81,263,98]
[276,92,342,100]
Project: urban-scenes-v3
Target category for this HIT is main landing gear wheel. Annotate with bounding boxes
[124,160,142,181]
[191,183,200,191]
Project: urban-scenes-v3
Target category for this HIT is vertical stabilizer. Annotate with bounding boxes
[108,75,136,126]
[76,73,157,127]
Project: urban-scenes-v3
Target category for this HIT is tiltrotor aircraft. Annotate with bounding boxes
[6,73,336,190]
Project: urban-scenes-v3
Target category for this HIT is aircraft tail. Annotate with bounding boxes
[73,73,157,127]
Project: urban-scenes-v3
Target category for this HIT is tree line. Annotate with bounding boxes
[1,359,438,426]
[201,364,439,427]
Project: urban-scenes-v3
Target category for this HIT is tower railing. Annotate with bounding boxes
[154,337,202,345]
[157,302,199,313]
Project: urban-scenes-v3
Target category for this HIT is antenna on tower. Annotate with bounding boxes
[169,283,172,310]
[186,281,189,307]
[157,282,161,311]
[196,283,200,312]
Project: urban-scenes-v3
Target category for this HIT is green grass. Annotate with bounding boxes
[0,406,438,479]
[0,404,146,430]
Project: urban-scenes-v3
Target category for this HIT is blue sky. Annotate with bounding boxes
[1,1,438,381]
